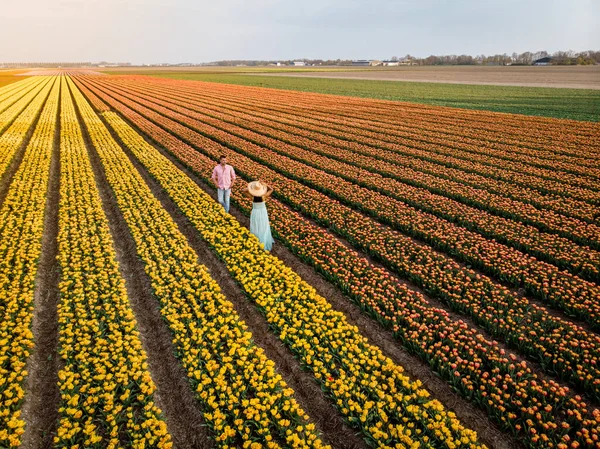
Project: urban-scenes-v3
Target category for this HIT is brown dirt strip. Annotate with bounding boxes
[19,86,61,449]
[115,107,521,449]
[99,110,369,449]
[251,66,600,90]
[71,90,211,449]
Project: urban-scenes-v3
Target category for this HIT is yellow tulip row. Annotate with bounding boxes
[0,76,51,135]
[0,76,42,114]
[92,87,487,448]
[0,77,54,178]
[0,77,59,447]
[68,77,327,448]
[54,77,172,449]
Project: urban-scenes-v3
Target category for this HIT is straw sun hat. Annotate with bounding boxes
[248,180,268,197]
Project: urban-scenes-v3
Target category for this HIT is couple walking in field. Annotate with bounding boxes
[211,155,274,251]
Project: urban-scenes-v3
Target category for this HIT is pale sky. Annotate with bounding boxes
[1,0,598,63]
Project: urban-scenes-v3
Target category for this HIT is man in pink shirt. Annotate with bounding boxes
[211,155,236,213]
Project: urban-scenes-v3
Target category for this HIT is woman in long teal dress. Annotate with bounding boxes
[245,180,275,251]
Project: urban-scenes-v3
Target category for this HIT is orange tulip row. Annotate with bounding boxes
[79,80,600,449]
[134,76,600,180]
[115,78,595,223]
[73,78,110,112]
[117,77,600,203]
[82,78,600,334]
[139,75,600,158]
[100,78,600,275]
[94,77,600,253]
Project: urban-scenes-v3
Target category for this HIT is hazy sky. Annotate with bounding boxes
[1,0,598,63]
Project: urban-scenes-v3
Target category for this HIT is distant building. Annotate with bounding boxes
[382,60,399,66]
[351,60,370,66]
[533,57,552,66]
[292,61,306,66]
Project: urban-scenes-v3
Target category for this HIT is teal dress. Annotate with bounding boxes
[250,196,274,251]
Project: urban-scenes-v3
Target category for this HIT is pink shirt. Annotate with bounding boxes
[212,164,236,189]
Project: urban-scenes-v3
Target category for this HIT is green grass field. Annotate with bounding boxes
[108,71,600,122]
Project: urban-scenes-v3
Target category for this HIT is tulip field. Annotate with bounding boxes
[0,73,599,449]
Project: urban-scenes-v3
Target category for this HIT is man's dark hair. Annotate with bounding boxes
[219,155,226,161]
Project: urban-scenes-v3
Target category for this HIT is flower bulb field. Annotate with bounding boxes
[1,72,599,449]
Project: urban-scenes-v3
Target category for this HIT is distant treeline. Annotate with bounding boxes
[417,50,600,66]
[209,50,600,66]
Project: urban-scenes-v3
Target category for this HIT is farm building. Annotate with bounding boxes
[351,60,370,66]
[292,61,306,66]
[533,57,552,65]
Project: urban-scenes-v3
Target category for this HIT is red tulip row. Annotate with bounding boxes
[118,78,595,223]
[83,77,600,326]
[140,75,600,159]
[78,77,600,401]
[136,76,600,180]
[78,79,600,449]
